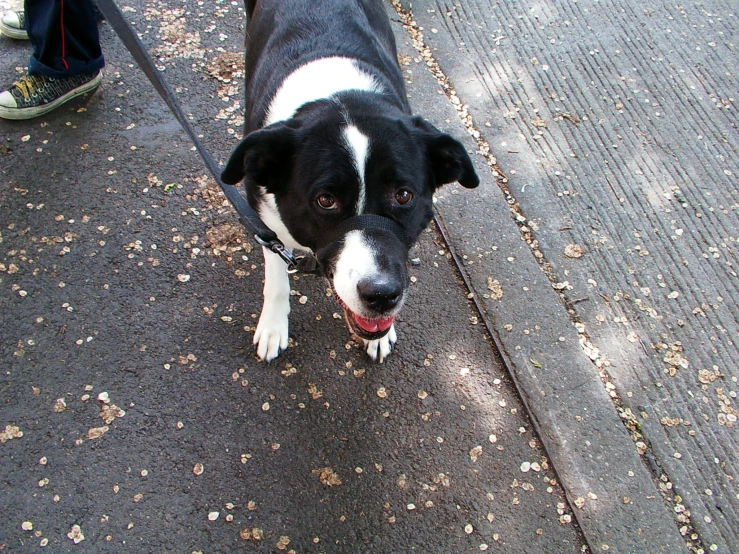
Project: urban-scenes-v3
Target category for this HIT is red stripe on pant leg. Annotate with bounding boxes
[60,0,69,70]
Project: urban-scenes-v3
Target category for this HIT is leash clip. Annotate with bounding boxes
[254,234,300,273]
[253,234,322,275]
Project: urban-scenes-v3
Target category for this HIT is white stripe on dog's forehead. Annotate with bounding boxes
[342,124,370,214]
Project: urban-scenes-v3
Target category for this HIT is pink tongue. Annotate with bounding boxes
[353,314,394,333]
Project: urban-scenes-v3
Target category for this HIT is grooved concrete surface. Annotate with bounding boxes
[404,0,737,552]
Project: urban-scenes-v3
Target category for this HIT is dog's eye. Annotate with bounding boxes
[316,194,337,210]
[395,189,413,205]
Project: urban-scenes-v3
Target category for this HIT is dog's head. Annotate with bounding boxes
[222,97,479,340]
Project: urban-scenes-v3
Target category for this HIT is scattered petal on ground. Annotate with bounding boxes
[313,467,342,487]
[67,524,84,543]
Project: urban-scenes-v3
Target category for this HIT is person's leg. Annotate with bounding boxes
[0,0,104,120]
[26,0,104,78]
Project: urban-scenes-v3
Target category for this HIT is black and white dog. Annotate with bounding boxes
[222,0,479,362]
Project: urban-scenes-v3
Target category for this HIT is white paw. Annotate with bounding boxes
[253,306,289,362]
[363,325,397,363]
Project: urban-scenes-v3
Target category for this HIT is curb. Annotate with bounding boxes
[388,5,687,553]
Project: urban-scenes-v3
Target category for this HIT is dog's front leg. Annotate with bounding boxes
[253,246,291,361]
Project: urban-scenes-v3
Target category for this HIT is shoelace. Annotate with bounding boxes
[13,75,47,100]
[17,11,25,28]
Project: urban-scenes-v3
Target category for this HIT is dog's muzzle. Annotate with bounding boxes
[311,214,409,340]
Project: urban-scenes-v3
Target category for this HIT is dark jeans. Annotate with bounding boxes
[26,0,105,78]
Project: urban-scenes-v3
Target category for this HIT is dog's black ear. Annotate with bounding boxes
[221,122,298,190]
[412,117,479,190]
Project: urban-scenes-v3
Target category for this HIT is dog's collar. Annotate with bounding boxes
[288,214,407,275]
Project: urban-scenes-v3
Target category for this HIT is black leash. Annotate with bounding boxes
[94,0,304,272]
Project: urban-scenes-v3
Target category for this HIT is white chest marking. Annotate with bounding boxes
[258,191,308,251]
[265,57,382,125]
[343,124,370,214]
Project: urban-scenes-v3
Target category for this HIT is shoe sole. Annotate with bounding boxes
[0,21,28,40]
[0,71,102,120]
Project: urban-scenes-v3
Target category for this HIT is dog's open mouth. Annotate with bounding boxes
[335,295,395,340]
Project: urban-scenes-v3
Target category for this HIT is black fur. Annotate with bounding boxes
[239,0,408,133]
[222,0,479,353]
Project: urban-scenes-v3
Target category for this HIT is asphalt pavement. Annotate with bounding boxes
[1,0,737,553]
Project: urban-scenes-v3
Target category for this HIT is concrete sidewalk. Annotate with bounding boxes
[395,0,737,552]
[1,0,736,553]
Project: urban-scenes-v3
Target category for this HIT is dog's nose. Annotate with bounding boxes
[357,278,402,312]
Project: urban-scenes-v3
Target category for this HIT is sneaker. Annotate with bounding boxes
[0,71,102,120]
[0,10,28,40]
